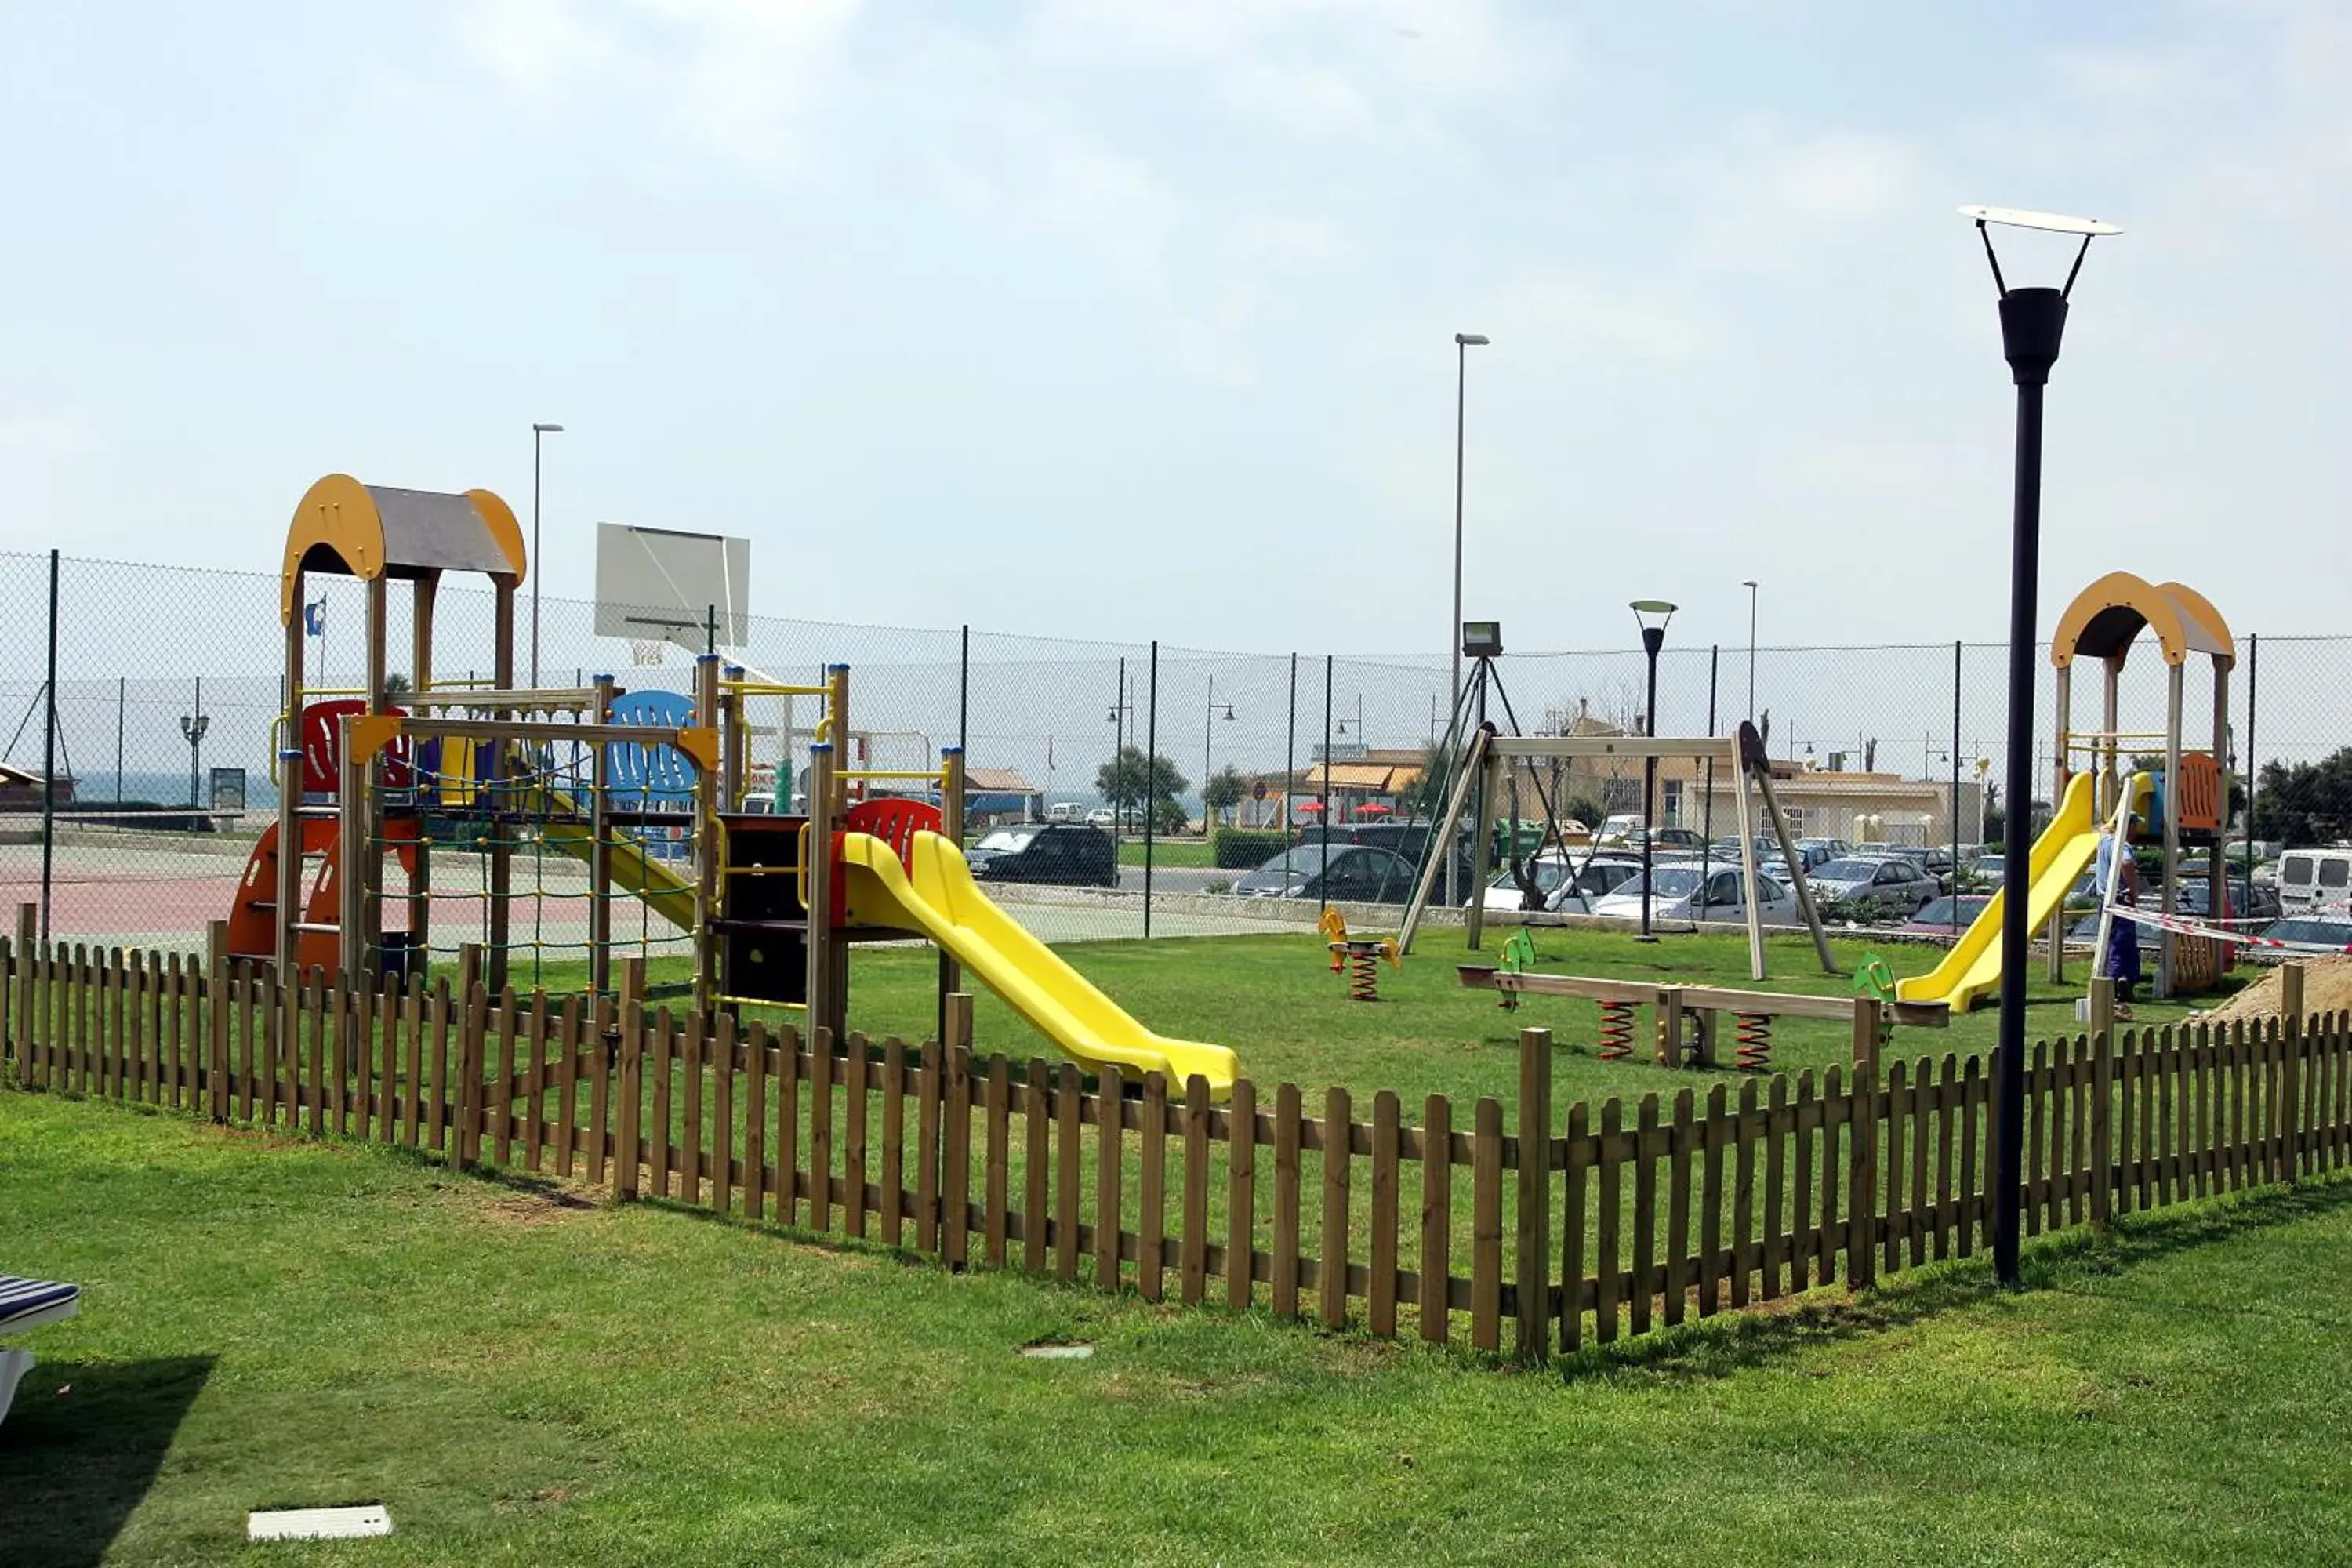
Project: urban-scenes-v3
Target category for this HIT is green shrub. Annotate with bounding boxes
[1211,828,1290,869]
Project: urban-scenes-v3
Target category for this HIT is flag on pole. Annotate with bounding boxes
[303,599,327,637]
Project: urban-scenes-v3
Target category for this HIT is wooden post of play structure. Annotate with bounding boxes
[409,575,438,971]
[804,739,837,1047]
[361,575,388,991]
[822,665,851,1033]
[2048,660,2072,984]
[2210,651,2233,1000]
[693,655,722,1018]
[336,715,366,1078]
[1849,993,1881,1080]
[938,747,966,1037]
[277,564,307,982]
[486,582,517,996]
[589,673,615,1004]
[2158,660,2185,1000]
[719,664,746,812]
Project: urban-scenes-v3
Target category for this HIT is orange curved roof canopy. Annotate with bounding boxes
[280,474,526,624]
[2050,571,2234,669]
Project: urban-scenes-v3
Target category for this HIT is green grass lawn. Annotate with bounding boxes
[585,924,2244,1114]
[7,1091,2350,1566]
[1113,837,1214,867]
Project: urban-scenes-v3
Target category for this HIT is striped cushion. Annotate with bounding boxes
[0,1276,80,1333]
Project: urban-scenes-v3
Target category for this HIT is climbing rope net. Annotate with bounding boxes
[364,717,699,985]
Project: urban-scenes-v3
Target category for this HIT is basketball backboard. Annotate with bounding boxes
[593,523,750,654]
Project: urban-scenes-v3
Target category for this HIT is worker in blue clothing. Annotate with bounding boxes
[2093,823,2143,1019]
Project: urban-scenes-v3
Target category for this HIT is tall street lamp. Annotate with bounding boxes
[1629,601,1677,942]
[1449,332,1490,723]
[1962,202,2120,1288]
[179,690,209,810]
[1335,693,1366,742]
[1741,579,1759,721]
[1203,677,1236,828]
[530,421,565,688]
[1106,659,1134,835]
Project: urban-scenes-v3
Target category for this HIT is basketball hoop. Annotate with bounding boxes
[628,639,669,668]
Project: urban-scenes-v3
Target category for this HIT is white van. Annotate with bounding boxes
[2275,848,2352,914]
[1046,802,1084,823]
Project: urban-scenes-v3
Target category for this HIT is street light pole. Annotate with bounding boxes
[1203,677,1234,829]
[1450,333,1490,723]
[1962,203,2119,1289]
[1742,579,1759,720]
[1630,601,1677,942]
[530,421,564,689]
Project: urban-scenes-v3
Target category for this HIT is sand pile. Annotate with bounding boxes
[2191,954,2352,1025]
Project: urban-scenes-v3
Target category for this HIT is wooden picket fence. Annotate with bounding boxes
[7,928,2351,1363]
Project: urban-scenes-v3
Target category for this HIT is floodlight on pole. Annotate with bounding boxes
[1741,579,1759,722]
[1447,332,1490,909]
[1960,201,2121,1290]
[530,422,565,688]
[1629,600,1678,942]
[1448,332,1491,726]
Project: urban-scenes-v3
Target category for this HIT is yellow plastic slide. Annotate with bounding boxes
[839,829,1240,1097]
[1896,771,2102,1013]
[534,784,698,931]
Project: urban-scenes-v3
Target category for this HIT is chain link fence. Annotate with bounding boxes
[5,550,2347,956]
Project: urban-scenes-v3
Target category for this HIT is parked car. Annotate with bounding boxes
[2157,879,2284,923]
[1809,857,1938,915]
[1232,842,1418,903]
[1588,864,1803,927]
[965,822,1118,887]
[1046,801,1084,822]
[1083,807,1117,829]
[1795,837,1849,869]
[1475,852,1642,913]
[1907,846,1957,880]
[1899,895,1992,938]
[1960,853,2008,887]
[2249,914,2352,960]
[1301,819,1476,892]
[2064,908,2155,954]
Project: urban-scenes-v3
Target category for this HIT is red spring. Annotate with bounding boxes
[1734,1011,1774,1072]
[1598,1000,1635,1062]
[1348,946,1381,1002]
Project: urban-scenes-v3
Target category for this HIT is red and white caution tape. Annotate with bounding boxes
[2104,902,2352,956]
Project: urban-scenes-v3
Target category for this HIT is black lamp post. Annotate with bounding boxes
[1963,203,2120,1288]
[179,697,209,811]
[1203,677,1236,828]
[1629,600,1677,942]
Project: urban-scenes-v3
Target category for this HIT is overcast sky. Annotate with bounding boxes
[4,1,2346,660]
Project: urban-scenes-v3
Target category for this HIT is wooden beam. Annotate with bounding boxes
[1483,735,1740,763]
[1397,727,1489,955]
[1457,965,1946,1029]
